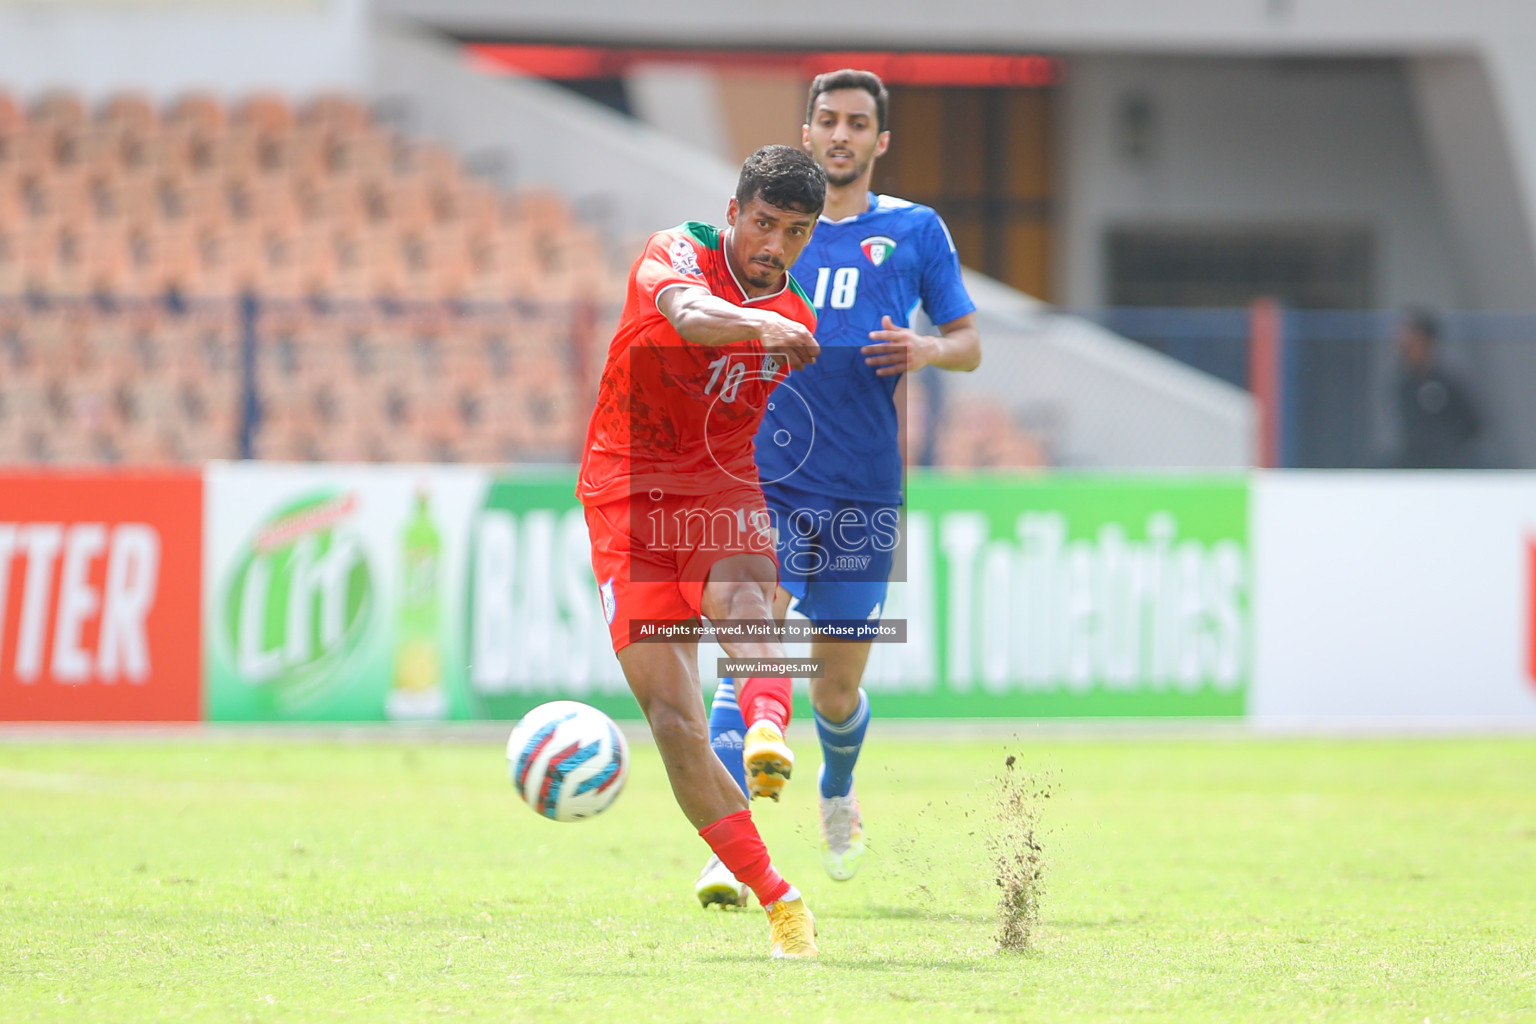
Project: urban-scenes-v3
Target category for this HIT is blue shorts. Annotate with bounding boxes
[762,483,896,629]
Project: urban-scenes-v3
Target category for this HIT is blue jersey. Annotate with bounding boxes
[756,194,975,504]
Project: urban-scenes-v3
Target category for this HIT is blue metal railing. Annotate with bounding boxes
[1078,305,1529,469]
[4,293,1533,469]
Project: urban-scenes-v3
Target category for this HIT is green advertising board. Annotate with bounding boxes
[462,471,1250,720]
[463,473,634,722]
[205,465,485,722]
[205,466,1247,721]
[864,475,1249,717]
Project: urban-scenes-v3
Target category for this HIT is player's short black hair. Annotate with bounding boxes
[806,69,889,131]
[735,144,826,216]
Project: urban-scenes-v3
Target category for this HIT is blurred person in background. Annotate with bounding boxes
[1392,308,1483,469]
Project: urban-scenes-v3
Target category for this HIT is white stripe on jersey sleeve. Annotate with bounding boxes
[935,214,959,254]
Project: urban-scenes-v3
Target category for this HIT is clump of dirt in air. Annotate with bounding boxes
[991,752,1048,951]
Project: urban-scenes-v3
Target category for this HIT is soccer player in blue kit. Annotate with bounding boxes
[696,69,982,906]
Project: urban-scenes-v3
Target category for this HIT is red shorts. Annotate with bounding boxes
[585,484,777,652]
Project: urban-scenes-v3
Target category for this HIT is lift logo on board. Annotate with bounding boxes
[219,491,375,711]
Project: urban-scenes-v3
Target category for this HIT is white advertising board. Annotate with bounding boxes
[1252,473,1536,727]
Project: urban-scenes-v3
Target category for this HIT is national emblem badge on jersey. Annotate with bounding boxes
[860,235,897,267]
[669,237,702,276]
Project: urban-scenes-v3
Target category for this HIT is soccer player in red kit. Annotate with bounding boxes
[578,145,826,958]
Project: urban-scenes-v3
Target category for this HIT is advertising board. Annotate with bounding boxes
[1250,473,1536,724]
[203,463,483,722]
[0,471,202,722]
[463,472,1251,719]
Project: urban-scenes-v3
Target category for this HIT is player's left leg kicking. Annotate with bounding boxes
[704,602,875,895]
[589,489,816,956]
[695,669,798,906]
[698,500,813,908]
[699,494,889,902]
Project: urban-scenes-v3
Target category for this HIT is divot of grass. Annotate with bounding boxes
[991,752,1049,951]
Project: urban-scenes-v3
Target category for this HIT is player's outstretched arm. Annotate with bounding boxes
[658,285,820,370]
[861,313,981,377]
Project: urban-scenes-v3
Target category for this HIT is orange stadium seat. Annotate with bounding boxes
[234,94,293,135]
[0,86,1020,471]
[301,93,371,135]
[100,93,157,135]
[0,92,23,135]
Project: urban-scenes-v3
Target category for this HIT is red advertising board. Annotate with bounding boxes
[1529,537,1536,693]
[0,471,202,721]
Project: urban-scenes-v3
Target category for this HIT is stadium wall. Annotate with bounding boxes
[385,0,1536,310]
[5,465,1535,730]
[0,0,369,100]
[1055,54,1462,313]
[1054,53,1536,471]
[367,20,743,248]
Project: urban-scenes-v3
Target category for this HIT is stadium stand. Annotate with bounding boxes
[0,89,1045,468]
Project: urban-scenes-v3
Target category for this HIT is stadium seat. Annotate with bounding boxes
[0,86,1032,470]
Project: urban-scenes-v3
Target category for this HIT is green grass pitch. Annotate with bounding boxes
[2,731,1534,1022]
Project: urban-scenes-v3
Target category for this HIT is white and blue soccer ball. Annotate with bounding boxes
[506,701,629,822]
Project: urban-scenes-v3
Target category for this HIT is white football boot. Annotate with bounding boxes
[695,853,748,909]
[818,766,867,881]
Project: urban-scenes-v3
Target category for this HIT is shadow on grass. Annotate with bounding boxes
[814,954,1030,972]
[823,905,992,924]
[1050,915,1146,930]
[696,952,1037,971]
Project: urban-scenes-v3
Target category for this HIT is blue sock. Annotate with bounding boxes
[815,688,870,799]
[708,678,749,798]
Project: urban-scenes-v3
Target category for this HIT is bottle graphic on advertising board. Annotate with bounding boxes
[388,487,447,720]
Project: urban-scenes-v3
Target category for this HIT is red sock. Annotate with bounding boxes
[699,809,792,907]
[735,676,791,731]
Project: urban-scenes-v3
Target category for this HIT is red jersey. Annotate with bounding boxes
[577,221,817,507]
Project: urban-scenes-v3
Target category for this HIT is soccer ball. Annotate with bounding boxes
[505,701,629,822]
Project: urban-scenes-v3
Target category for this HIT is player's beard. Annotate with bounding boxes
[745,258,783,290]
[825,160,871,189]
[818,145,874,188]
